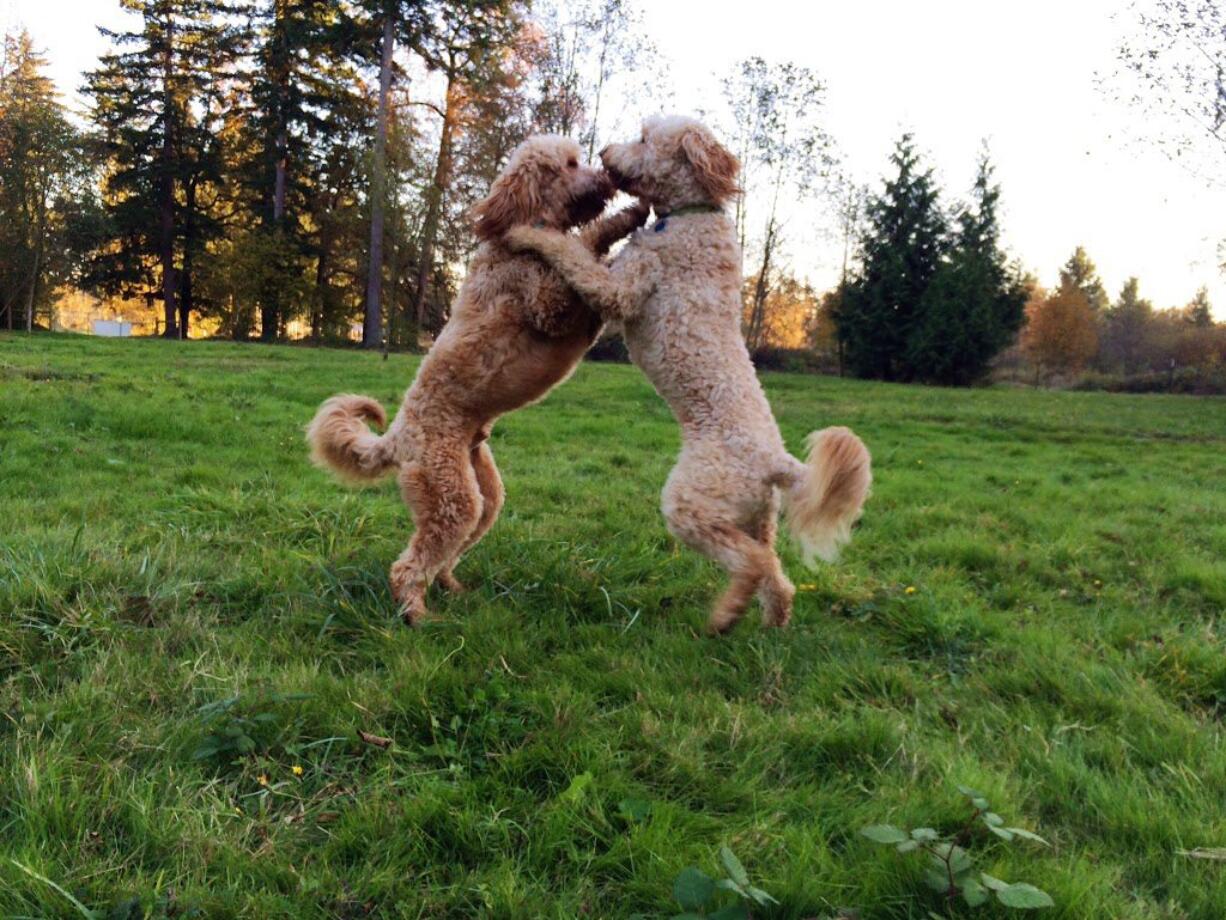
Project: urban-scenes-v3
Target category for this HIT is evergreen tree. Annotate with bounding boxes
[85,0,244,338]
[240,0,366,340]
[1184,286,1213,327]
[0,30,94,331]
[1100,277,1154,374]
[905,154,1028,385]
[1057,246,1108,314]
[839,135,947,381]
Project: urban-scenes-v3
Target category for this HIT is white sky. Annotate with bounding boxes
[4,0,1224,317]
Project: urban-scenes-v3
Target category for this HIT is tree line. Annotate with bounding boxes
[1,0,660,343]
[0,0,1221,390]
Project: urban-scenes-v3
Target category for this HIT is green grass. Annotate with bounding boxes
[1,333,1225,919]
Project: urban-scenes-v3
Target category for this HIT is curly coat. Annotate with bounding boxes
[508,116,872,633]
[308,135,647,624]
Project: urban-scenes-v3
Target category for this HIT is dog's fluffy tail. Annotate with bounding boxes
[306,394,396,484]
[782,426,872,567]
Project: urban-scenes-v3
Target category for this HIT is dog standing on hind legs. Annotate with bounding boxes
[307,135,647,625]
[508,116,872,633]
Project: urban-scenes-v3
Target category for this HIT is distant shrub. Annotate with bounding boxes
[1071,365,1226,395]
[586,334,630,363]
[750,346,832,374]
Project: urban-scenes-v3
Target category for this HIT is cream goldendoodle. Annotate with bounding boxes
[508,116,872,633]
[308,135,647,625]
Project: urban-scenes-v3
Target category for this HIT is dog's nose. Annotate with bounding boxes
[598,145,611,160]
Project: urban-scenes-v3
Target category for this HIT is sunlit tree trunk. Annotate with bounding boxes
[363,13,394,350]
[411,70,461,337]
[159,10,179,339]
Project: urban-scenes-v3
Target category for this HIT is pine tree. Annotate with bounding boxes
[1184,286,1213,327]
[1057,246,1108,315]
[905,153,1028,385]
[839,135,947,381]
[239,0,366,340]
[1101,277,1154,374]
[85,0,244,338]
[0,30,91,331]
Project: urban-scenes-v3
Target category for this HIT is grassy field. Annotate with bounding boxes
[1,333,1225,919]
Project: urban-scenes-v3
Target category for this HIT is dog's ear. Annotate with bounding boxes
[471,158,547,241]
[680,129,741,202]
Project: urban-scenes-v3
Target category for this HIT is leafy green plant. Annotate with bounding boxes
[860,785,1053,911]
[191,693,310,762]
[670,847,778,919]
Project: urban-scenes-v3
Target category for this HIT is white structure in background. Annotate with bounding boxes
[92,319,133,337]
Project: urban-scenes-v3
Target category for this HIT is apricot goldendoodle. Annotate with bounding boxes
[308,135,646,625]
[508,116,872,633]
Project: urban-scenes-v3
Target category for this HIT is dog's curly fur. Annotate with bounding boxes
[508,116,872,633]
[308,135,647,624]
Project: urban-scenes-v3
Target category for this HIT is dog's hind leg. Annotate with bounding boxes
[390,448,483,625]
[437,442,505,594]
[663,479,771,635]
[751,491,795,628]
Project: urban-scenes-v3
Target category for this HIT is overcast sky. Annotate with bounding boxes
[4,0,1223,317]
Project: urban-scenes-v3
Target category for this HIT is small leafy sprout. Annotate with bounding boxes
[861,786,1053,911]
[671,847,778,919]
[618,797,652,824]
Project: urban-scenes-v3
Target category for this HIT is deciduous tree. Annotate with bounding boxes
[1022,285,1099,380]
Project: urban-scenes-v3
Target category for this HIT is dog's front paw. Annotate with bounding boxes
[504,225,548,254]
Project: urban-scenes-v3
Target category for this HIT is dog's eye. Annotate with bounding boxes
[567,158,578,169]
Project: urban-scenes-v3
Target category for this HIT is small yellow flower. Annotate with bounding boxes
[234,806,242,815]
[292,765,304,777]
[905,586,917,595]
[257,774,269,787]
[1093,579,1103,588]
[798,583,817,592]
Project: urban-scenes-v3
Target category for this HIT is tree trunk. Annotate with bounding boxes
[159,12,179,339]
[585,15,612,162]
[24,241,41,332]
[363,13,395,350]
[265,1,290,343]
[180,176,200,340]
[411,69,460,337]
[746,215,777,350]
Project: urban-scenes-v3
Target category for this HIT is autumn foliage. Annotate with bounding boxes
[1021,285,1098,378]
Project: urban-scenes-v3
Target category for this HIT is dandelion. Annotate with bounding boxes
[905,586,917,595]
[257,774,269,787]
[292,765,304,777]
